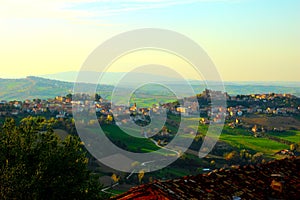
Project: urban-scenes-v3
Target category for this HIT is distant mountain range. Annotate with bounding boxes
[39,71,300,87]
[40,71,300,96]
[0,73,299,101]
[39,71,192,85]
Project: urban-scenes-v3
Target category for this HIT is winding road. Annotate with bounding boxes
[103,138,181,195]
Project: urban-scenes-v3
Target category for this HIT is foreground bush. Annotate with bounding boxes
[0,117,107,200]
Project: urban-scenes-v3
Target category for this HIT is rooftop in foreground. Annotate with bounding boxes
[112,156,300,200]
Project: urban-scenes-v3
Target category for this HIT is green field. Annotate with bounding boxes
[268,130,300,143]
[220,134,288,155]
[193,124,289,156]
[130,97,174,108]
[162,116,289,157]
[97,125,160,153]
[220,126,288,155]
[157,167,191,178]
[86,117,293,159]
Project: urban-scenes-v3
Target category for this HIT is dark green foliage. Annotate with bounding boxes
[0,117,108,200]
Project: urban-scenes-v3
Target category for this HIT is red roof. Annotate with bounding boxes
[112,157,300,200]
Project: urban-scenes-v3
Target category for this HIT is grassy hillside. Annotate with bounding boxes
[1,76,299,102]
[0,76,114,101]
[85,125,160,153]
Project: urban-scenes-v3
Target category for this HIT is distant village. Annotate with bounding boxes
[1,90,299,128]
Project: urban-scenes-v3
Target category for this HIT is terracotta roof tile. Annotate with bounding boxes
[112,157,300,200]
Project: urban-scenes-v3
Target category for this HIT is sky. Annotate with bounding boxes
[0,0,299,81]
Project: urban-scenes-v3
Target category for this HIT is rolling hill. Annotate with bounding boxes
[0,75,299,101]
[0,76,113,101]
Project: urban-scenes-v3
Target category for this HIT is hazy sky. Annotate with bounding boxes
[0,0,299,81]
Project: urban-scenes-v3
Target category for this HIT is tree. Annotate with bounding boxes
[290,143,296,151]
[0,117,107,200]
[210,160,216,168]
[66,93,73,101]
[239,149,252,164]
[95,94,101,102]
[224,151,240,164]
[252,152,264,164]
[111,173,120,183]
[106,115,113,123]
[138,170,145,184]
